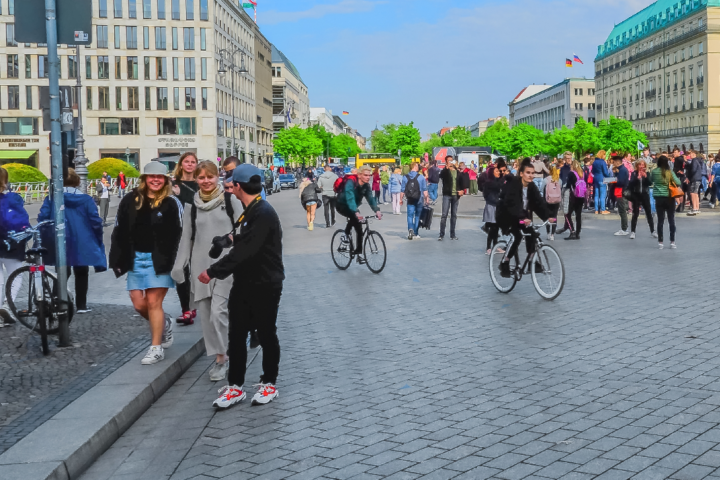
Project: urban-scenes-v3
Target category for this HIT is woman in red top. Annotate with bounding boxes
[372,167,381,204]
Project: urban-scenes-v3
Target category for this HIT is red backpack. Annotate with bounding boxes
[333,174,358,195]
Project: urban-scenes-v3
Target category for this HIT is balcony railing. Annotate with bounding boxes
[690,79,694,87]
[697,76,704,85]
[666,86,670,93]
[674,106,678,112]
[674,84,678,91]
[698,101,705,108]
[681,81,686,89]
[646,125,707,139]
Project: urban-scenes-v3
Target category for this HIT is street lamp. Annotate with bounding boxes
[218,47,249,161]
[74,44,90,193]
[125,147,131,166]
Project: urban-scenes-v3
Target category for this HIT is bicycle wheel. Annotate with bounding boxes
[531,245,565,300]
[6,267,74,334]
[489,241,518,293]
[331,230,352,270]
[363,231,387,274]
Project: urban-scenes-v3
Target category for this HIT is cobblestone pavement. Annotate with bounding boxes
[83,190,720,480]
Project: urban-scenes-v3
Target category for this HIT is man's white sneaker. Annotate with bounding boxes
[658,243,664,249]
[212,385,246,409]
[614,230,630,236]
[670,242,677,249]
[251,383,279,405]
[209,362,228,381]
[141,346,164,365]
[414,233,421,239]
[629,232,636,239]
[651,231,658,238]
[162,317,173,349]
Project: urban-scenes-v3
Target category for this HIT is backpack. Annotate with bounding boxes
[573,172,587,198]
[545,180,561,204]
[333,174,358,195]
[0,192,30,241]
[404,174,421,203]
[190,193,236,243]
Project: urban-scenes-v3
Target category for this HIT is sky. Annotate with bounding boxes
[256,0,655,139]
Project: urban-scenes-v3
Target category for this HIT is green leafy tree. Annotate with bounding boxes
[597,116,648,155]
[440,126,473,147]
[572,117,602,157]
[274,126,324,166]
[88,158,139,180]
[3,163,48,183]
[388,122,422,164]
[477,118,511,153]
[419,133,442,155]
[545,126,575,157]
[308,124,333,159]
[330,134,361,159]
[370,124,397,153]
[503,123,547,158]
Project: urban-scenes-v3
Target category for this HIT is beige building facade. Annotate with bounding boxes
[272,45,309,134]
[594,0,719,153]
[253,27,273,165]
[0,0,273,175]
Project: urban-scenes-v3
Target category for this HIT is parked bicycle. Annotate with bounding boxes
[489,220,565,300]
[4,220,74,354]
[331,215,387,274]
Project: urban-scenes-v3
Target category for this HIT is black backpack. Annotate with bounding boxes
[405,174,421,203]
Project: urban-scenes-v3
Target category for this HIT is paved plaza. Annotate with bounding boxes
[70,190,720,480]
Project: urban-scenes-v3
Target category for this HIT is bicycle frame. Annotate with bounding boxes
[499,220,551,280]
[344,215,377,256]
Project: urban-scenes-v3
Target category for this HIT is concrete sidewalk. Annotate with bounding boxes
[0,319,205,480]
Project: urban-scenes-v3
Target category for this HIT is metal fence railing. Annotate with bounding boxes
[9,178,141,204]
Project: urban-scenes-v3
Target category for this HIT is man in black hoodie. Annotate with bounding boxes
[438,156,469,241]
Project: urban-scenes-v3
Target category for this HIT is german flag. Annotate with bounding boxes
[565,58,573,67]
[342,111,349,115]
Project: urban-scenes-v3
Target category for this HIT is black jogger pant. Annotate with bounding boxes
[322,195,336,226]
[66,266,89,310]
[176,265,191,313]
[227,286,282,387]
[655,196,676,243]
[630,193,654,234]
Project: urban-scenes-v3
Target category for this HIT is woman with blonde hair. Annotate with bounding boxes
[389,167,403,214]
[109,162,183,365]
[298,171,321,230]
[563,161,586,240]
[172,161,241,381]
[171,152,199,324]
[541,165,562,240]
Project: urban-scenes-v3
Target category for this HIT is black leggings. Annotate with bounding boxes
[564,197,584,234]
[506,224,536,262]
[176,265,191,313]
[344,214,363,254]
[486,223,499,250]
[630,193,654,234]
[546,203,559,234]
[66,266,89,310]
[655,196,676,243]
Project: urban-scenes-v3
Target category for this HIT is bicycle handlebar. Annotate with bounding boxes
[6,220,55,243]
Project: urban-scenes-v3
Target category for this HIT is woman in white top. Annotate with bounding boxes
[171,161,242,381]
[97,179,110,225]
[541,166,562,240]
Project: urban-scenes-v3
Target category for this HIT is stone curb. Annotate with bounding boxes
[0,324,205,480]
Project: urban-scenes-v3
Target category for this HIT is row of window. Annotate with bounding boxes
[3,53,209,81]
[86,86,209,111]
[573,103,597,111]
[97,0,208,22]
[95,25,206,51]
[99,117,196,136]
[573,88,596,96]
[0,117,38,136]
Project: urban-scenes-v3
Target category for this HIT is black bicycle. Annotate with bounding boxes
[4,220,74,354]
[489,220,565,300]
[331,215,387,274]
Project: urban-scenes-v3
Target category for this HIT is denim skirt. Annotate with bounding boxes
[126,252,175,291]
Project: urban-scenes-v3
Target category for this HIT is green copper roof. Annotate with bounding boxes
[597,0,718,60]
[272,45,305,84]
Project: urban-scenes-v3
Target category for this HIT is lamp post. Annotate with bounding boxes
[218,47,249,161]
[125,146,131,165]
[74,44,89,193]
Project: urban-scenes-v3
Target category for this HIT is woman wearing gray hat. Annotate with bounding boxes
[109,162,184,365]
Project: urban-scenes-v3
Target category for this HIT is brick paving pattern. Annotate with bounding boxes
[78,191,720,479]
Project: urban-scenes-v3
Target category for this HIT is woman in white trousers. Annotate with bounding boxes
[172,161,242,381]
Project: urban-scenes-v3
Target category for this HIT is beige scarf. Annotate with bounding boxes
[198,186,222,203]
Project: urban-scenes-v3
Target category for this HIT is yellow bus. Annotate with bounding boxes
[355,153,400,170]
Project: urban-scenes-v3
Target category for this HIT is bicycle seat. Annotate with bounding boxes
[27,247,49,256]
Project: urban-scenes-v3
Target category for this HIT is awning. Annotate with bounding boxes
[0,151,36,160]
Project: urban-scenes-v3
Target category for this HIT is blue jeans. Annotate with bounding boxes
[428,183,438,202]
[594,183,607,212]
[382,184,389,203]
[649,188,656,213]
[407,202,423,234]
[533,177,544,196]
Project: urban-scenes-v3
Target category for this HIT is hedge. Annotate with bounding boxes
[2,163,48,183]
[87,158,140,180]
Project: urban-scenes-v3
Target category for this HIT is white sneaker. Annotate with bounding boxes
[658,243,664,249]
[414,233,421,239]
[614,230,630,236]
[671,242,677,249]
[209,362,228,381]
[651,231,658,238]
[251,383,279,405]
[162,317,173,349]
[629,232,636,239]
[212,385,246,409]
[141,345,164,365]
[549,234,554,241]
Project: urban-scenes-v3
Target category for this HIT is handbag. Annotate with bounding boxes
[669,179,684,198]
[613,187,623,198]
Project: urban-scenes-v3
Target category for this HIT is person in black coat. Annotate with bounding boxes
[438,156,470,240]
[496,159,553,277]
[628,160,655,237]
[482,164,504,254]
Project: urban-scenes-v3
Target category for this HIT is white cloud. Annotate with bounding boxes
[262,0,382,25]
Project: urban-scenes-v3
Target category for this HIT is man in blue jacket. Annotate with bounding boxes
[591,151,612,214]
[401,162,429,240]
[612,155,630,235]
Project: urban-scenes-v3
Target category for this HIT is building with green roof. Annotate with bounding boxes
[272,45,310,136]
[594,0,718,153]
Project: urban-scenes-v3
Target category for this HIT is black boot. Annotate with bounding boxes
[564,232,578,240]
